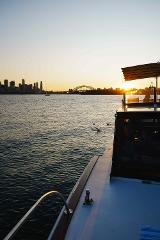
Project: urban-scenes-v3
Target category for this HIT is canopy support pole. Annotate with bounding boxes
[156,76,158,103]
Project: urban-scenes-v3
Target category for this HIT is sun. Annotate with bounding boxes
[122,82,133,91]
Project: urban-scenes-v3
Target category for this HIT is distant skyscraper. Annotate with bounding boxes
[22,79,25,93]
[10,81,15,88]
[33,83,36,91]
[40,81,43,92]
[22,79,25,86]
[4,79,8,88]
[35,82,38,92]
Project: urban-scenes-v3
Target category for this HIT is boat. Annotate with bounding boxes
[4,63,160,240]
[45,88,50,96]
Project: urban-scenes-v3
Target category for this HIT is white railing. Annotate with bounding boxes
[3,191,72,240]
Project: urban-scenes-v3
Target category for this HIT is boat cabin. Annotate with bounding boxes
[112,63,160,181]
[112,108,160,181]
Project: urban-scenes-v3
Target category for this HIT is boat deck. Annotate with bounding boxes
[65,149,160,240]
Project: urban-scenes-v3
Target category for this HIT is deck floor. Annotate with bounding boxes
[65,149,160,240]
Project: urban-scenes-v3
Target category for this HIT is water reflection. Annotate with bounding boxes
[0,94,120,239]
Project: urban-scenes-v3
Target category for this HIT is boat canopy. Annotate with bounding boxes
[122,63,160,81]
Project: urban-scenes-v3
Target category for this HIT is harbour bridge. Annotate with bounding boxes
[73,85,95,92]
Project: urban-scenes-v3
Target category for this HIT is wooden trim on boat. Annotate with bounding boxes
[48,155,99,240]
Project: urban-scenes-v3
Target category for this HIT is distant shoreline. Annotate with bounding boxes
[0,92,123,95]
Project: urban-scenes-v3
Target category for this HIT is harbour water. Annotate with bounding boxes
[0,94,120,239]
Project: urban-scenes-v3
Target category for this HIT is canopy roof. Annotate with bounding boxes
[122,63,160,81]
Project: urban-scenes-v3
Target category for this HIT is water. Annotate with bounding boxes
[0,94,121,239]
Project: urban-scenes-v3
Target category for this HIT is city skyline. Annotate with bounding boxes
[0,1,160,90]
[0,78,43,94]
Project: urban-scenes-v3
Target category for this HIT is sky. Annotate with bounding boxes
[0,0,160,91]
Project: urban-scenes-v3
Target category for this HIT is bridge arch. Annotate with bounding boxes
[73,85,95,91]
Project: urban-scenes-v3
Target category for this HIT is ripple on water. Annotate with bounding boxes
[0,94,121,239]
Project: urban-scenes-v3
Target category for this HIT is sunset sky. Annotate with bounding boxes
[0,0,160,91]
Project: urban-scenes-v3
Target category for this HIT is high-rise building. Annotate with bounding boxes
[4,79,8,88]
[22,79,25,93]
[10,81,15,88]
[33,83,36,91]
[35,82,38,89]
[22,79,25,86]
[40,81,43,92]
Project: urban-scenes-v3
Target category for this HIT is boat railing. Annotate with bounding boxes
[3,191,72,240]
[126,97,155,104]
[122,85,160,107]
